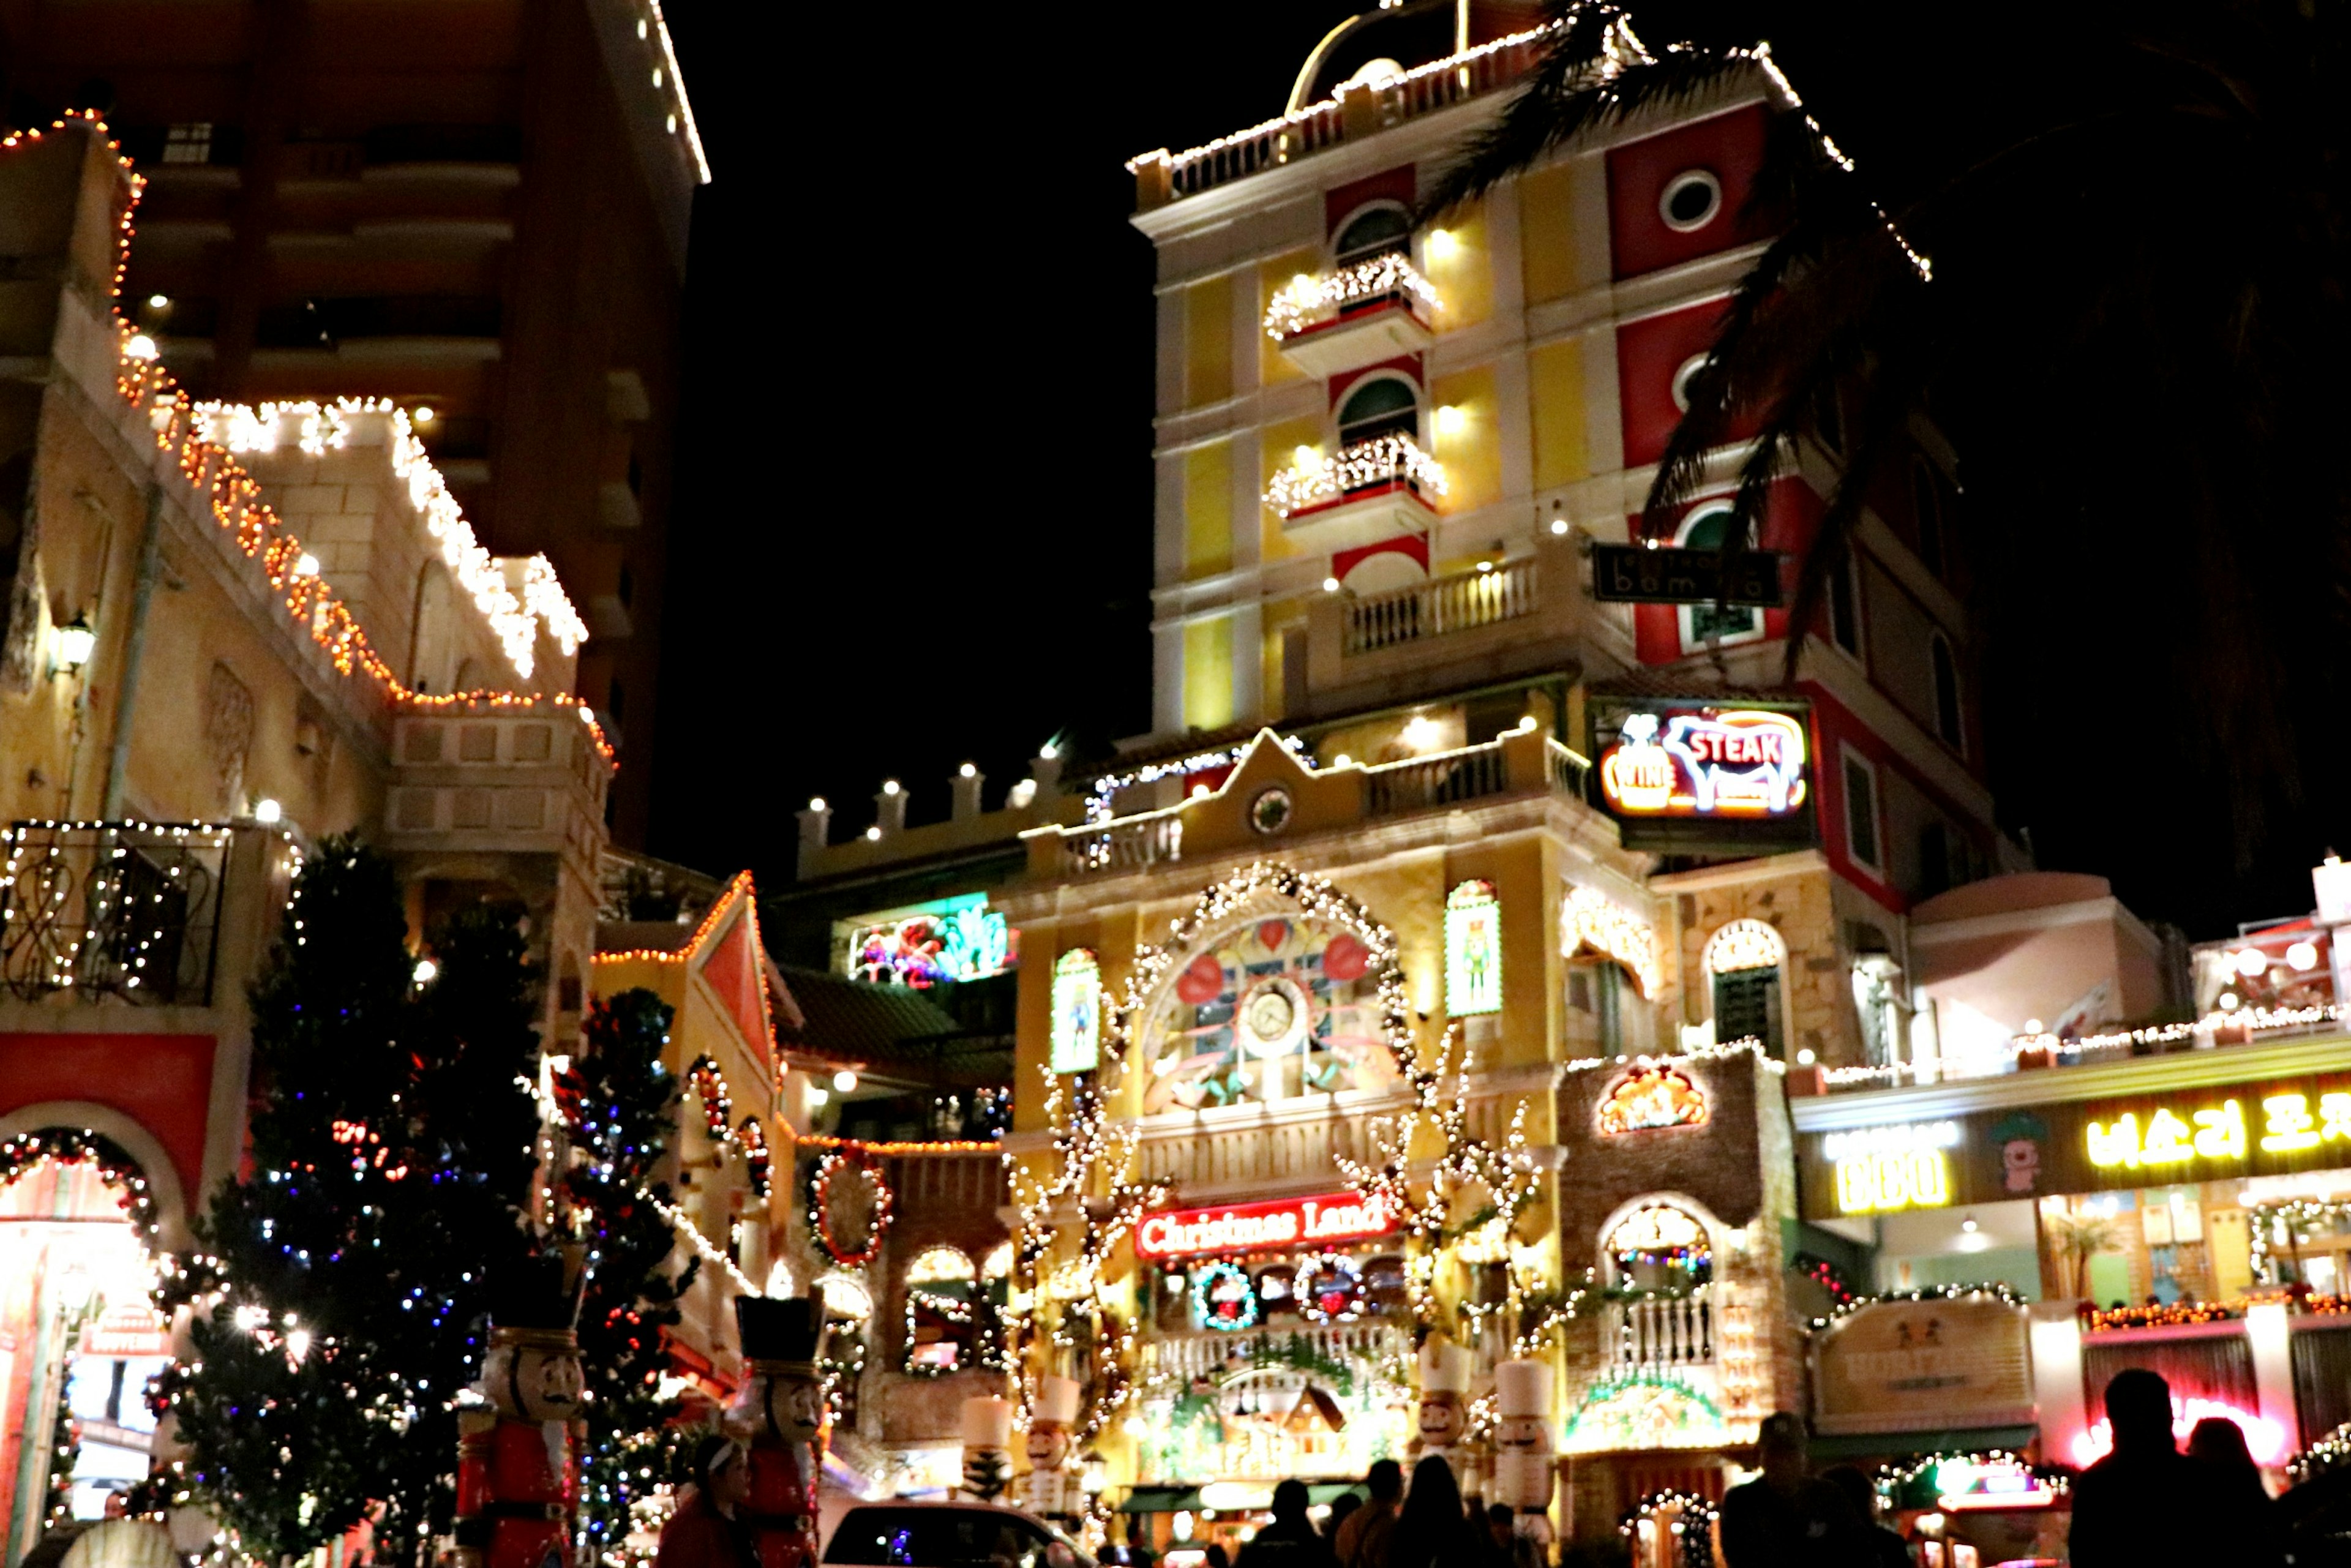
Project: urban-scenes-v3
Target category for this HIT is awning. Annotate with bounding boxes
[1807,1425,2041,1461]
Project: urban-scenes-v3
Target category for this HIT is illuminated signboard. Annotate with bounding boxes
[1826,1120,1960,1214]
[1445,880,1502,1016]
[2088,1090,2351,1171]
[1134,1193,1398,1261]
[842,893,1017,988]
[1050,948,1101,1075]
[1597,1066,1709,1134]
[1598,708,1809,819]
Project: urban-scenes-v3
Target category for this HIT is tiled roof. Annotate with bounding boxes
[773,966,1007,1084]
[596,919,697,955]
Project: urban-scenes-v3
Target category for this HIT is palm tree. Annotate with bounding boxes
[1422,1,2351,912]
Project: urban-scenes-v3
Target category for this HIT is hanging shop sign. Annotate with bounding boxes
[1597,1065,1709,1135]
[1796,1059,2351,1218]
[1591,544,1787,607]
[1135,1192,1399,1261]
[1812,1296,2034,1436]
[1823,1121,1962,1215]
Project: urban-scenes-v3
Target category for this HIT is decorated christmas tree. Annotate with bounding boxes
[154,838,541,1568]
[558,988,696,1566]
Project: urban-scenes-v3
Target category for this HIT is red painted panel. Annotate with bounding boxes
[1616,298,1760,470]
[1605,102,1775,280]
[1325,166,1417,237]
[1333,535,1430,580]
[0,1032,215,1199]
[1628,478,1823,661]
[1329,353,1426,411]
[697,910,770,1059]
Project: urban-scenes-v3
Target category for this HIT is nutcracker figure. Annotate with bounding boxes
[454,1256,585,1568]
[1490,1360,1555,1548]
[726,1290,829,1568]
[1021,1377,1082,1523]
[1414,1336,1471,1479]
[960,1396,1014,1502]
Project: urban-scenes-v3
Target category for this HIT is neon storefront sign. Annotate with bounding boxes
[1135,1193,1398,1261]
[2069,1397,2288,1466]
[1598,708,1809,819]
[2088,1090,2351,1171]
[1825,1120,1960,1215]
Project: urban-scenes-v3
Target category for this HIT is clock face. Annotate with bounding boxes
[1142,912,1397,1111]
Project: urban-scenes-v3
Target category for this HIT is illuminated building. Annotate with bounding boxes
[0,0,706,841]
[773,2,2351,1551]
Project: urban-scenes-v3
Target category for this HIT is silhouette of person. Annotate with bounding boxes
[1820,1466,1908,1568]
[1237,1480,1335,1568]
[2187,1416,2284,1567]
[2069,1369,2228,1566]
[1719,1412,1866,1567]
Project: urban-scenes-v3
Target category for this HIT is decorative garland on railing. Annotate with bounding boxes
[808,1150,893,1269]
[0,1128,160,1242]
[1807,1281,2027,1332]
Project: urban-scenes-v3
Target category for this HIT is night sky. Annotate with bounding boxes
[647,2,2350,942]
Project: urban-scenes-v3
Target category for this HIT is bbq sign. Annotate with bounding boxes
[1134,1193,1398,1261]
[1598,707,1810,819]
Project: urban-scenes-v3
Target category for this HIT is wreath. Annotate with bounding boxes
[1294,1254,1363,1323]
[0,1127,158,1242]
[1190,1261,1260,1333]
[809,1151,893,1267]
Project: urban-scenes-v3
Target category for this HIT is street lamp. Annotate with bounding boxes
[53,613,95,677]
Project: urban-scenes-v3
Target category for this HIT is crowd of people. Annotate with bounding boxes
[1716,1372,2284,1567]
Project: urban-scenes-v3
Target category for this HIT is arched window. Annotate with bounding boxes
[1337,375,1419,448]
[1910,458,1948,577]
[1930,632,1963,751]
[1444,880,1502,1016]
[1333,204,1411,265]
[904,1248,988,1376]
[907,1246,975,1288]
[408,563,456,694]
[1675,503,1762,647]
[1604,1204,1713,1292]
[1704,919,1786,1058]
[1051,948,1101,1075]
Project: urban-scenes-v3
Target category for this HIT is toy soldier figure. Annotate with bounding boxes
[455,1255,585,1568]
[726,1291,829,1568]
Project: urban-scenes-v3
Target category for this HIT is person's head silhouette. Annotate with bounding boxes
[2103,1368,2176,1455]
[1270,1479,1312,1525]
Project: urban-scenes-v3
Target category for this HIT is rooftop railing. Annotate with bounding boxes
[0,822,231,1005]
[1130,27,1561,207]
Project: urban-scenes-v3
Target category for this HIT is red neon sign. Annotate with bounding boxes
[1134,1193,1398,1261]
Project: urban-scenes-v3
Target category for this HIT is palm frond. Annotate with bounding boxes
[1417,10,1755,222]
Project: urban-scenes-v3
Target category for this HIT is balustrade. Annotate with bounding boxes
[0,822,230,1005]
[1611,1287,1715,1369]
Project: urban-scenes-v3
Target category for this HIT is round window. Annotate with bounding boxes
[1671,352,1709,413]
[1659,168,1723,233]
[1249,785,1294,835]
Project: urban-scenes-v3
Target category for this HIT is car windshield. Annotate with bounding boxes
[826,1507,1086,1568]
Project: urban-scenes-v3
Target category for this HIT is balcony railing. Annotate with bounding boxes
[1056,811,1183,877]
[1610,1287,1715,1370]
[1344,559,1534,655]
[1264,253,1438,342]
[0,822,230,1005]
[1133,27,1560,206]
[1815,1005,2351,1095]
[1265,433,1446,522]
[1142,1321,1410,1382]
[1362,738,1510,817]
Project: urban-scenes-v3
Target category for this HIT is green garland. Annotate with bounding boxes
[0,1128,159,1242]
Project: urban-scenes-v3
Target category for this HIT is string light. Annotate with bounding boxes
[1808,1281,2026,1332]
[808,1151,894,1268]
[1619,1489,1718,1568]
[797,1133,1002,1157]
[1264,433,1448,519]
[1263,252,1437,340]
[2082,1298,2246,1332]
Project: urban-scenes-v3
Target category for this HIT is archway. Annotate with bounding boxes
[0,1127,173,1559]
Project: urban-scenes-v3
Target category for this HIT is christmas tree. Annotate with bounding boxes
[559,988,696,1566]
[155,837,541,1568]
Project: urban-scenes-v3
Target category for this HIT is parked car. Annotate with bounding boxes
[824,1501,1092,1568]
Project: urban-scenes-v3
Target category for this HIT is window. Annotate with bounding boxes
[1659,169,1723,232]
[1444,880,1502,1016]
[1049,948,1101,1074]
[1337,375,1419,446]
[1333,204,1412,264]
[1826,546,1862,658]
[1930,632,1963,750]
[162,122,213,165]
[1842,748,1883,873]
[1910,458,1948,577]
[1676,504,1761,647]
[1713,968,1782,1056]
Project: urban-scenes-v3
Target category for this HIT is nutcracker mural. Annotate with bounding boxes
[726,1290,828,1568]
[455,1256,585,1568]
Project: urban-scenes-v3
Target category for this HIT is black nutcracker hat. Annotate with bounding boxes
[736,1287,824,1364]
[490,1250,582,1334]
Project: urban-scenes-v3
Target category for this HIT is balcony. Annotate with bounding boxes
[1297,536,1588,719]
[0,823,231,1005]
[1264,253,1437,377]
[1031,727,1591,881]
[1264,433,1445,553]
